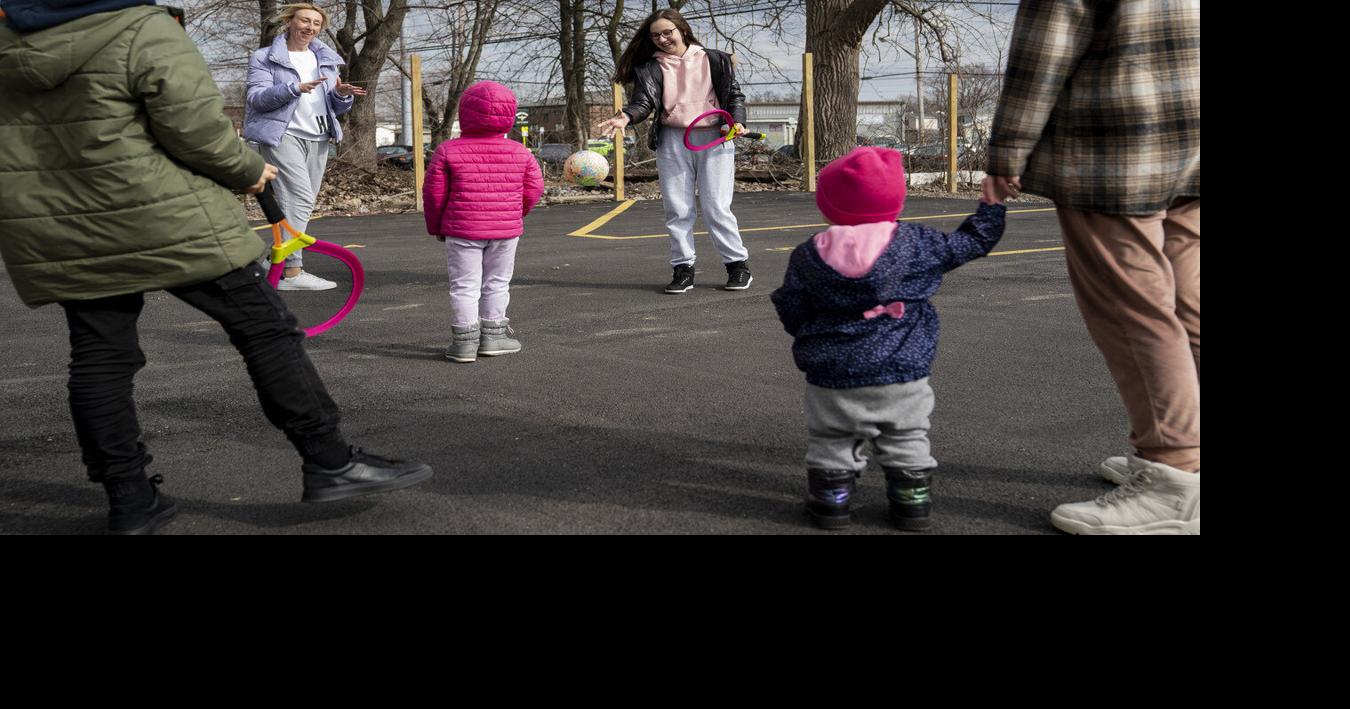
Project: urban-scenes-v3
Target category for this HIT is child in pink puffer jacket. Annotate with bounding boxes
[423,81,545,363]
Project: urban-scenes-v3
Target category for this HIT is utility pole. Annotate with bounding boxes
[413,54,424,211]
[400,26,412,146]
[915,20,924,149]
[947,38,964,191]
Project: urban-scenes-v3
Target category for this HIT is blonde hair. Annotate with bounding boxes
[274,3,330,32]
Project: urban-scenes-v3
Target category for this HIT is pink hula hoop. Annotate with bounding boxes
[266,240,366,338]
[683,109,736,151]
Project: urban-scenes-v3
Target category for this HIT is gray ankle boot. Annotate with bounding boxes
[479,318,521,356]
[446,323,480,363]
[884,467,934,531]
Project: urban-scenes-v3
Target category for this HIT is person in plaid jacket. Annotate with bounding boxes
[985,0,1200,535]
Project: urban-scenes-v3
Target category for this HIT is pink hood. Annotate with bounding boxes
[458,81,517,137]
[812,222,898,278]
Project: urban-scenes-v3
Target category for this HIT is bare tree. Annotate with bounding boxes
[921,62,1003,169]
[921,63,1003,129]
[604,0,627,66]
[471,0,699,152]
[399,0,1003,168]
[558,0,589,148]
[332,0,410,168]
[174,1,264,80]
[794,0,962,165]
[418,0,502,146]
[258,0,279,48]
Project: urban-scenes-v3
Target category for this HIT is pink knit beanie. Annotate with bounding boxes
[815,147,907,225]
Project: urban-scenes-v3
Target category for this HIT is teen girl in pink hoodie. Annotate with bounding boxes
[596,9,752,294]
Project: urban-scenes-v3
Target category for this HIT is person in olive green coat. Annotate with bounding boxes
[0,0,433,535]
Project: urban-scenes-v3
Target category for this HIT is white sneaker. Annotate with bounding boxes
[1051,455,1200,535]
[1099,455,1136,485]
[277,271,337,291]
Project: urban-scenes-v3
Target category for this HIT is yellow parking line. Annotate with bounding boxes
[989,246,1064,257]
[571,206,1058,240]
[568,199,637,237]
[579,222,826,241]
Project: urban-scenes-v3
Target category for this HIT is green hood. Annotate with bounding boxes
[0,8,144,91]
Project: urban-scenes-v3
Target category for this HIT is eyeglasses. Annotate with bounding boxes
[650,28,679,42]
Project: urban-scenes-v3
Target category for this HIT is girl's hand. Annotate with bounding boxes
[985,175,1021,203]
[980,176,1003,205]
[594,112,629,134]
[297,77,327,93]
[720,123,746,136]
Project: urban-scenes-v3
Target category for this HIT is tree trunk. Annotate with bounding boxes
[559,0,588,149]
[258,0,278,48]
[606,0,625,68]
[797,0,887,166]
[333,0,409,169]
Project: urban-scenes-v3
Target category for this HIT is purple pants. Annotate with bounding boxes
[445,236,519,328]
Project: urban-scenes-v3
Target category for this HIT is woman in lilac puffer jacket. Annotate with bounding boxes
[244,3,364,292]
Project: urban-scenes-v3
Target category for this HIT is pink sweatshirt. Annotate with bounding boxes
[812,222,898,278]
[654,45,719,128]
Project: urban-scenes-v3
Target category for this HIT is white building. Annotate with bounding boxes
[744,101,908,148]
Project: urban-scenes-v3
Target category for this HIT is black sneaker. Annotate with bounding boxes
[106,474,178,535]
[301,446,434,503]
[665,264,695,294]
[724,260,752,290]
[885,467,933,531]
[806,468,859,530]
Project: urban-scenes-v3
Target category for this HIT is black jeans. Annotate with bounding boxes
[60,263,347,483]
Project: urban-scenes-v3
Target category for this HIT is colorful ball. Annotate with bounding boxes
[563,150,610,187]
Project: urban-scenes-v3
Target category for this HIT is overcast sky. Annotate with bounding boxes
[192,1,1018,113]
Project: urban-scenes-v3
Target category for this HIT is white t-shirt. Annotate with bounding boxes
[287,49,330,141]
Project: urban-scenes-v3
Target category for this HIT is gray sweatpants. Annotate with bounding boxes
[657,125,749,267]
[803,379,939,472]
[258,135,330,268]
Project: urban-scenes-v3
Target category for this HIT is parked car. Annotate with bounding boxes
[536,143,573,166]
[904,142,972,171]
[585,138,614,157]
[375,144,433,169]
[377,144,415,169]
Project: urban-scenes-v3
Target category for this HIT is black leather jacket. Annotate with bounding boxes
[620,47,747,151]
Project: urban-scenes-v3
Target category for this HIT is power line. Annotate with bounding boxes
[742,69,1003,86]
[399,0,795,53]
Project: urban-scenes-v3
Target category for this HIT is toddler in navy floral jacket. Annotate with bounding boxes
[770,147,1006,531]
